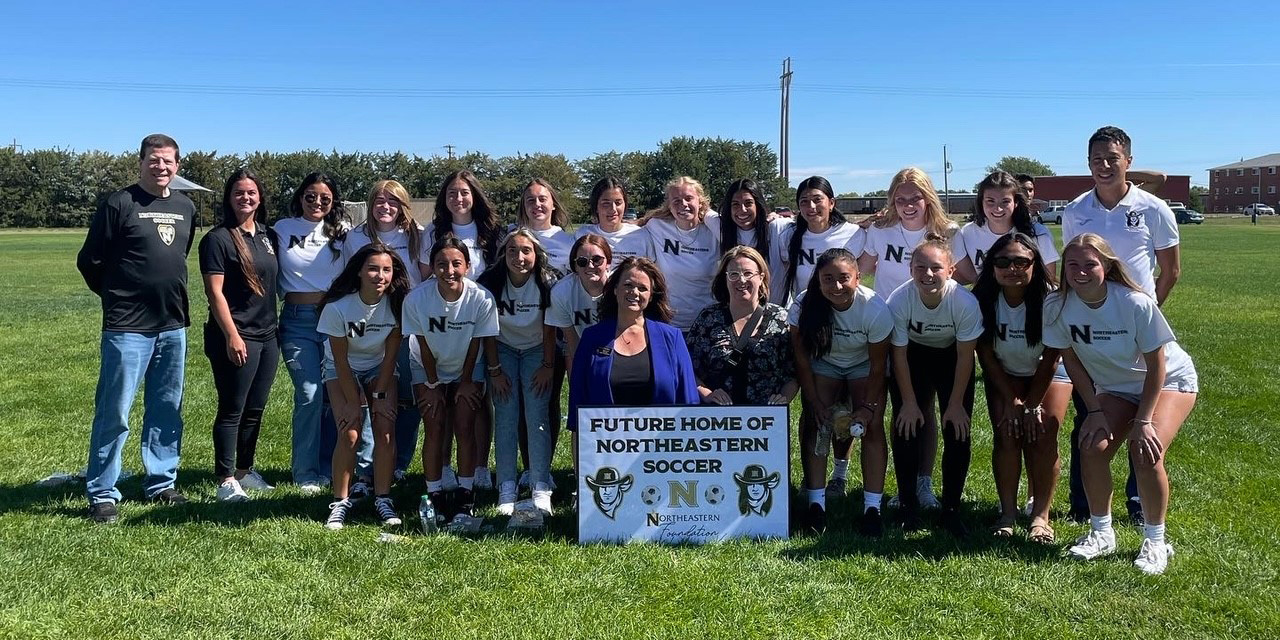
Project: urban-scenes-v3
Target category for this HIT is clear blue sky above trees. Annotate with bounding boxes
[1,0,1274,193]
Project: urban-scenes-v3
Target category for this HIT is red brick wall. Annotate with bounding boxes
[1207,167,1280,212]
[1033,175,1190,206]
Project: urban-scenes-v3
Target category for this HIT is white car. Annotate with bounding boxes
[1244,203,1275,216]
[1043,205,1066,224]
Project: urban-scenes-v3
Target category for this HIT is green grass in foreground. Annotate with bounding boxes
[0,219,1278,638]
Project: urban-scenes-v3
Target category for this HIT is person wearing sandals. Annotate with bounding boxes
[972,233,1070,543]
[318,245,411,529]
[199,169,280,502]
[1049,234,1197,575]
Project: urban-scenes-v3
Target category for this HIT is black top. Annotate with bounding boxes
[609,348,654,406]
[198,225,280,340]
[76,184,197,332]
[687,303,794,404]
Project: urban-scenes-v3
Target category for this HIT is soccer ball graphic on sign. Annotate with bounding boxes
[641,485,662,506]
[704,484,725,505]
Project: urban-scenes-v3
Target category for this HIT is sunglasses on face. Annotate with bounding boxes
[574,255,606,268]
[302,193,333,205]
[993,256,1033,270]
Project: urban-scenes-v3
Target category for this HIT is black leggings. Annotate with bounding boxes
[205,325,279,478]
[888,341,975,511]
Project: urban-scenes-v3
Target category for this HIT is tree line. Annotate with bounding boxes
[0,137,792,228]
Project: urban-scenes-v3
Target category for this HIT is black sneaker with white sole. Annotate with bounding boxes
[859,507,884,538]
[151,488,188,505]
[374,496,402,527]
[88,501,118,524]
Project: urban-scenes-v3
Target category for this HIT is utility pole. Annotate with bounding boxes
[443,144,456,160]
[7,138,20,152]
[779,57,792,181]
[943,145,952,214]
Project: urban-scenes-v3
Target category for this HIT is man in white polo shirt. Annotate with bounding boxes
[1061,125,1181,526]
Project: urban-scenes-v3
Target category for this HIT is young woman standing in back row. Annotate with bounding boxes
[953,170,1059,285]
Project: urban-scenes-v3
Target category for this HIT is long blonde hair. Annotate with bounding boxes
[875,167,954,238]
[639,176,711,227]
[1060,233,1143,294]
[364,179,420,262]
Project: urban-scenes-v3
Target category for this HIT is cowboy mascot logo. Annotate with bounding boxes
[1125,209,1144,228]
[585,466,634,520]
[734,464,780,517]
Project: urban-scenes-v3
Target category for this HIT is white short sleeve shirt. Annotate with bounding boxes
[402,279,499,383]
[887,279,984,348]
[1062,185,1179,298]
[788,285,893,369]
[318,293,398,371]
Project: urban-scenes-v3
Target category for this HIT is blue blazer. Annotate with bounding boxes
[568,316,700,431]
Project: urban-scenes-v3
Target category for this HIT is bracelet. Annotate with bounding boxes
[1130,418,1154,426]
[423,380,441,390]
[487,364,503,373]
[370,391,387,400]
[860,402,879,412]
[540,361,555,369]
[488,369,505,378]
[1023,404,1044,416]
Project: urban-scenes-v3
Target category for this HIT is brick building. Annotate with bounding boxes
[1031,175,1191,206]
[1207,154,1280,213]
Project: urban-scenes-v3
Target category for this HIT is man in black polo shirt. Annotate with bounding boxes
[77,133,197,523]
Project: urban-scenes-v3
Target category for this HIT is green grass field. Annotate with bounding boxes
[1,220,1278,638]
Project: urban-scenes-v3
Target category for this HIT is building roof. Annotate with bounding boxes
[169,175,213,192]
[1209,154,1280,171]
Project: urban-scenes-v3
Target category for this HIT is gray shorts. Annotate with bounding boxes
[811,358,871,381]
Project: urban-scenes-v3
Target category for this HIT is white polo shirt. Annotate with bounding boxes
[1062,185,1179,298]
[887,279,984,348]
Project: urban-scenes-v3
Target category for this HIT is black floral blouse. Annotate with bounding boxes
[687,302,795,404]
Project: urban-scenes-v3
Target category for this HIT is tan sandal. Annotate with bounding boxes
[1028,522,1056,544]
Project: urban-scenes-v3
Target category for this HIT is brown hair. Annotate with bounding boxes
[712,245,770,304]
[598,257,673,323]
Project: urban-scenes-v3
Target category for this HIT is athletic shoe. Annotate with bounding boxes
[886,494,900,509]
[532,488,554,516]
[216,479,250,503]
[392,470,406,485]
[859,507,884,538]
[806,503,826,534]
[824,476,847,500]
[297,482,327,496]
[473,467,493,490]
[374,496,402,527]
[1065,508,1090,524]
[1127,500,1145,528]
[917,489,941,510]
[88,501,118,524]
[349,479,371,501]
[497,481,517,516]
[1067,529,1118,560]
[151,488,188,505]
[441,466,459,491]
[237,470,274,491]
[900,507,921,533]
[940,508,969,539]
[1133,538,1175,575]
[325,499,352,530]
[453,488,475,519]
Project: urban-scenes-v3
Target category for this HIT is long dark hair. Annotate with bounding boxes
[717,178,771,259]
[598,257,673,323]
[517,178,572,230]
[972,233,1051,348]
[477,228,556,311]
[588,176,629,225]
[973,170,1036,236]
[782,176,846,299]
[432,170,501,267]
[289,172,349,258]
[220,168,270,297]
[797,248,858,359]
[319,244,411,321]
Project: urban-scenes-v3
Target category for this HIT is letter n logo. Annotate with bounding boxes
[668,480,698,508]
[663,239,681,255]
[974,249,986,269]
[289,235,307,249]
[1070,324,1092,344]
[427,316,446,333]
[799,248,816,265]
[908,320,924,334]
[574,309,595,326]
[996,323,1008,341]
[496,300,516,316]
[885,244,906,263]
[347,321,367,338]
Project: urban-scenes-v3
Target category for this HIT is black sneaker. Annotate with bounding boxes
[859,507,884,538]
[1127,500,1145,528]
[151,488,188,505]
[453,488,475,519]
[900,506,922,532]
[1065,508,1090,524]
[806,502,826,534]
[428,490,450,525]
[940,508,969,539]
[88,501,118,524]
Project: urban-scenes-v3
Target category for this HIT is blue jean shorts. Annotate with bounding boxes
[321,360,385,386]
[811,358,871,381]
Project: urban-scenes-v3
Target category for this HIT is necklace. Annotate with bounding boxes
[1077,291,1107,305]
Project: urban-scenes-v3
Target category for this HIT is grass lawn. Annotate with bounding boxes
[1,219,1278,638]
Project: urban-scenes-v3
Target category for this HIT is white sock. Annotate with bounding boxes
[1090,514,1113,533]
[474,466,490,478]
[1143,522,1166,543]
[458,475,474,491]
[831,459,849,480]
[442,465,455,476]
[534,481,551,493]
[426,480,443,493]
[807,489,826,509]
[916,475,933,493]
[864,491,882,513]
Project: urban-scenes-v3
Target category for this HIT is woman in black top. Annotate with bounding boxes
[199,169,280,502]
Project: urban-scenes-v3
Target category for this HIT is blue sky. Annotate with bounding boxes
[2,1,1275,194]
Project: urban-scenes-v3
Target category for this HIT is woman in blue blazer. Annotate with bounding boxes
[568,257,700,436]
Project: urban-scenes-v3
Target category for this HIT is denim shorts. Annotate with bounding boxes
[1098,371,1199,405]
[811,358,871,381]
[321,360,386,385]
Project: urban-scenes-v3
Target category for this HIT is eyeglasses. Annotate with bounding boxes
[992,256,1033,270]
[574,255,606,268]
[726,270,760,282]
[302,193,333,205]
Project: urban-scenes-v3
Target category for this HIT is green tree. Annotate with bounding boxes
[1189,185,1208,212]
[985,156,1055,178]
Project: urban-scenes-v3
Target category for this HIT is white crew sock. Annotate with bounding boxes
[1143,522,1166,543]
[1090,514,1113,533]
[474,466,490,478]
[807,489,826,509]
[458,475,474,491]
[426,480,443,493]
[831,459,849,480]
[863,491,882,513]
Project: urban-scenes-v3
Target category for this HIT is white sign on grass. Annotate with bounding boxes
[577,405,789,544]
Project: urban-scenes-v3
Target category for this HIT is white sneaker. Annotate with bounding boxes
[374,496,402,527]
[532,488,554,516]
[349,479,371,501]
[1068,529,1118,560]
[217,479,249,503]
[441,466,459,491]
[473,467,493,490]
[1133,538,1175,575]
[325,499,352,530]
[497,481,517,516]
[297,481,327,496]
[237,469,274,491]
[917,489,941,510]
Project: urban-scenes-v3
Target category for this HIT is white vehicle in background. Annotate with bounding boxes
[1043,205,1066,224]
[1244,203,1275,216]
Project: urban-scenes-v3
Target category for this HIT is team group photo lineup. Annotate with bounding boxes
[76,123,1196,576]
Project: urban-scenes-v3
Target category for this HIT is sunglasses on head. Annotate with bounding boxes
[574,255,606,268]
[992,256,1033,270]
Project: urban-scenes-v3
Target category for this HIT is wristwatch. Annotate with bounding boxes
[370,391,387,400]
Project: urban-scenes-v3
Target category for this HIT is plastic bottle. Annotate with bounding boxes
[418,495,438,534]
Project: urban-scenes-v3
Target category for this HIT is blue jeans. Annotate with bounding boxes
[494,343,552,488]
[86,329,186,504]
[394,340,420,474]
[280,303,370,484]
